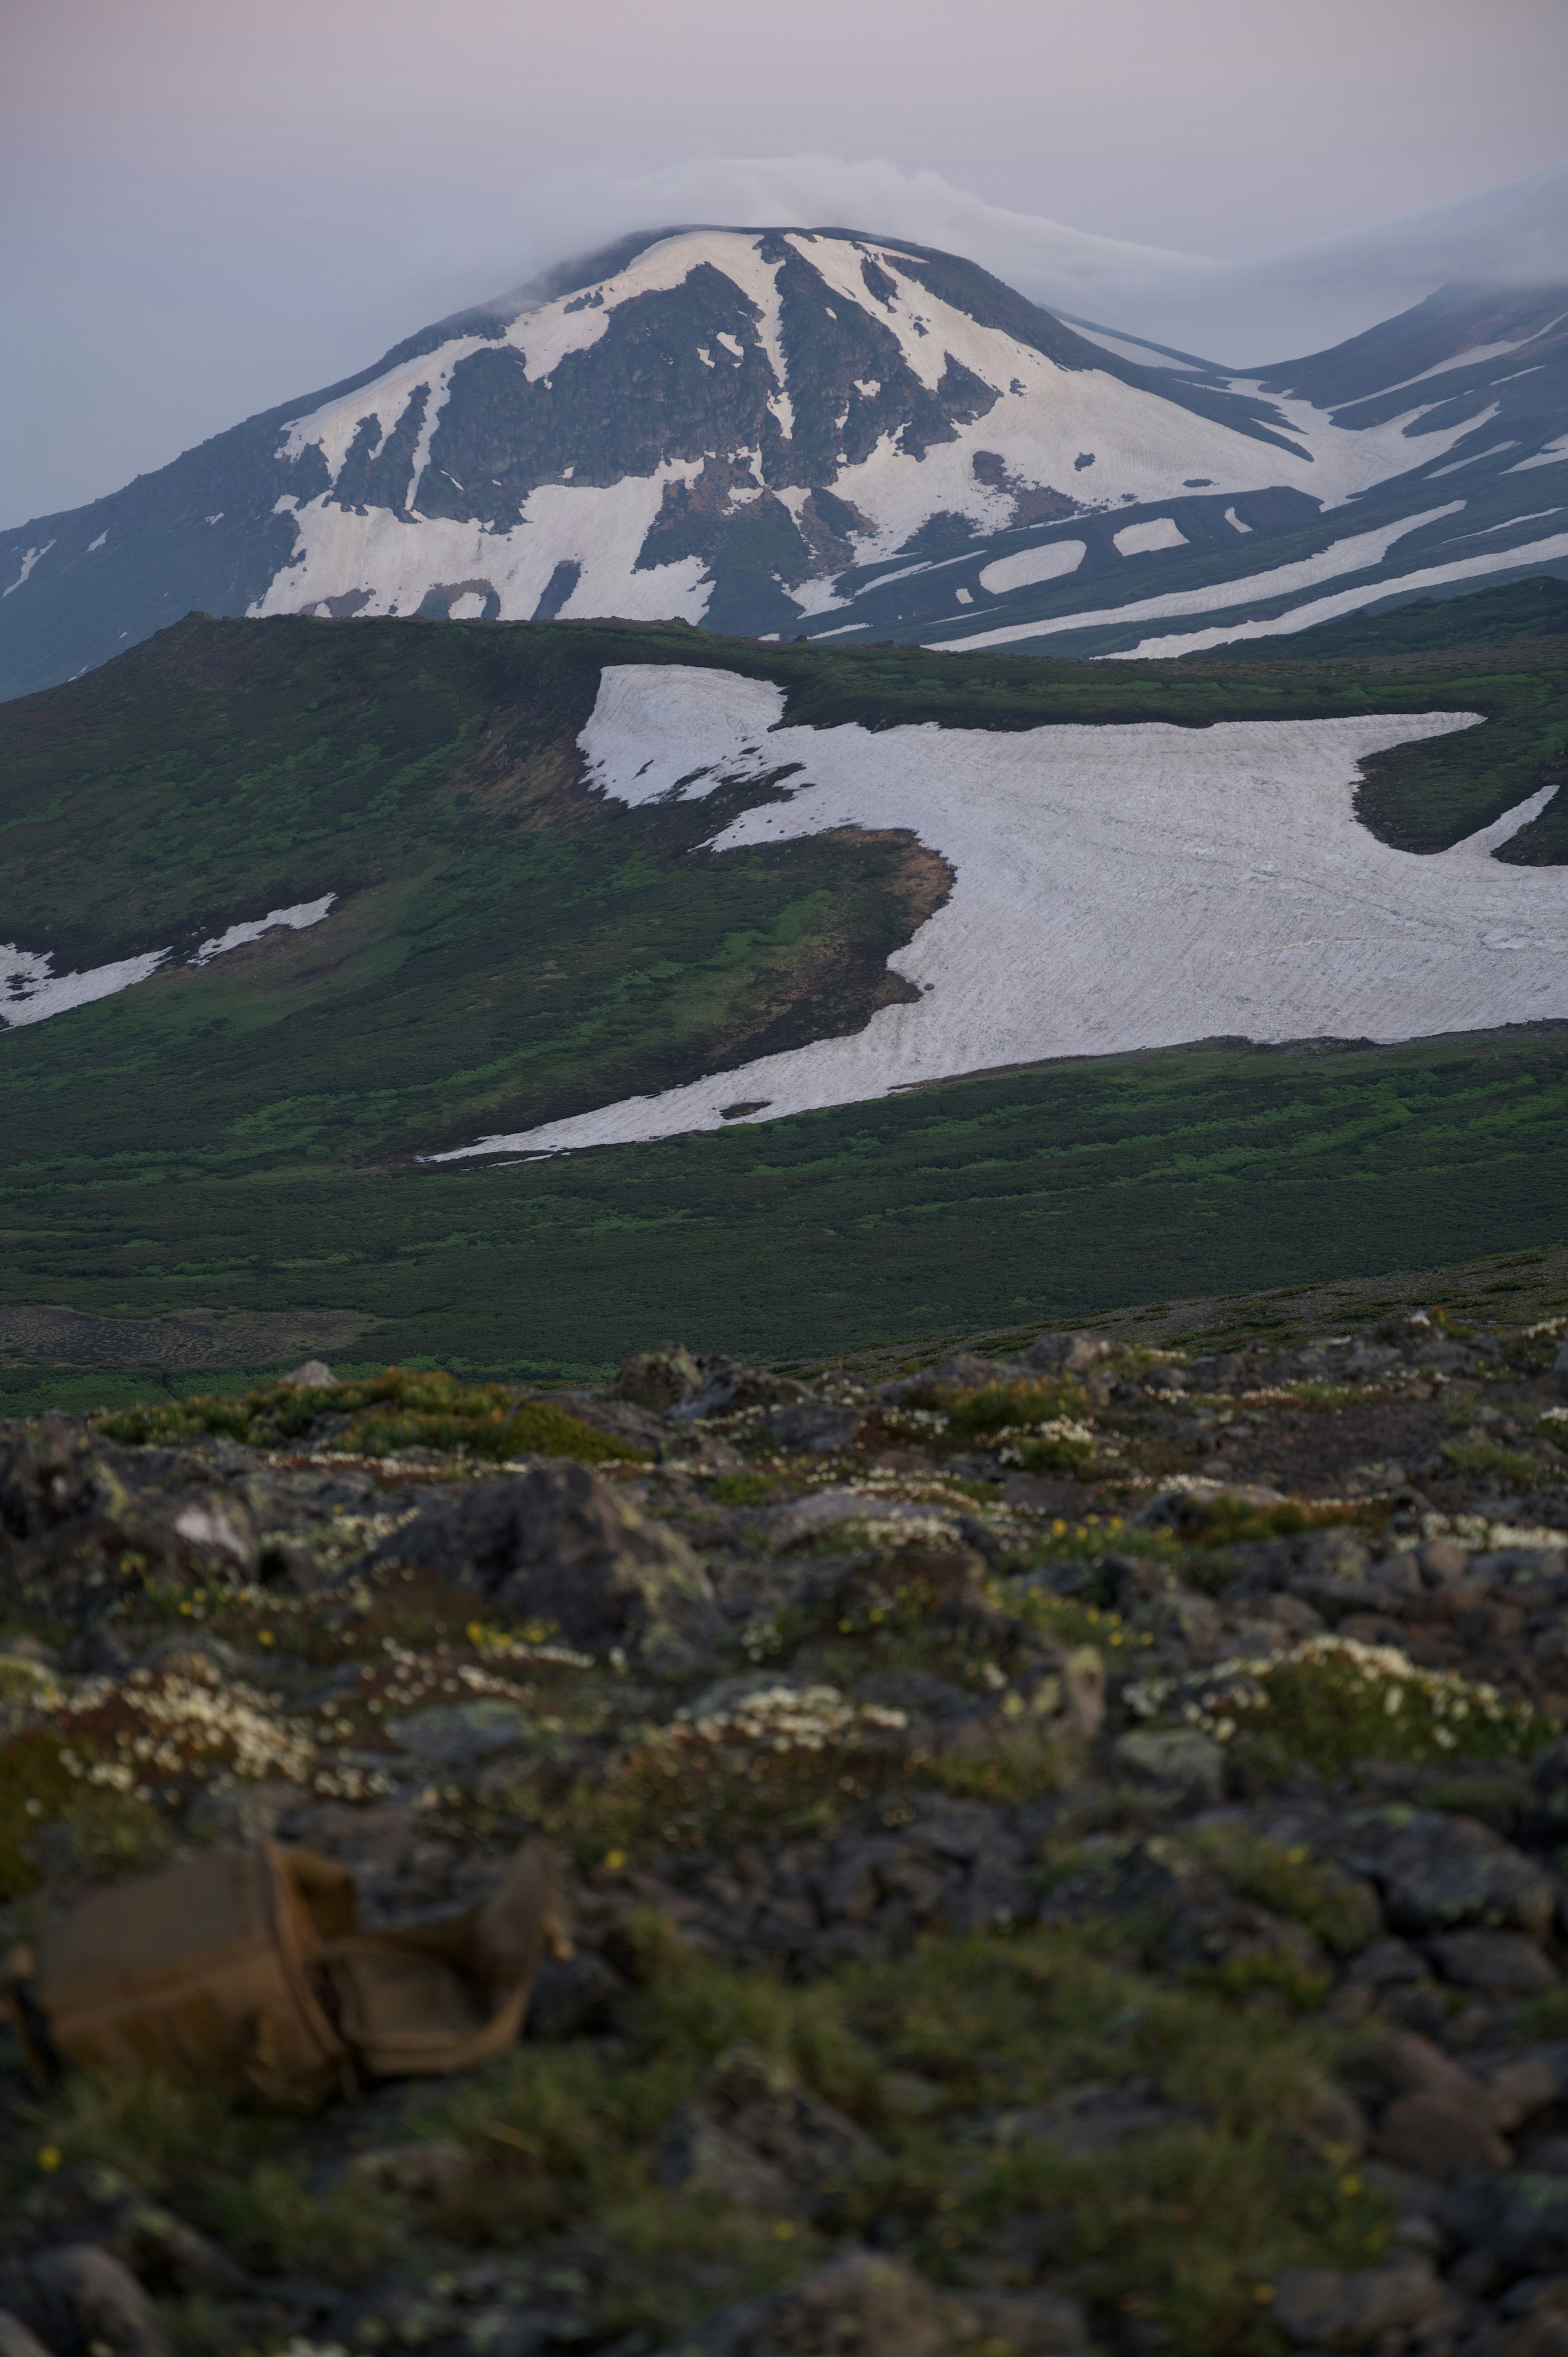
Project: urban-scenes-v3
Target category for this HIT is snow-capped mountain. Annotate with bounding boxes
[3,224,1566,700]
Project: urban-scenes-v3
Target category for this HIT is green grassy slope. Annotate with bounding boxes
[1,604,1564,1412]
[2,1023,1564,1414]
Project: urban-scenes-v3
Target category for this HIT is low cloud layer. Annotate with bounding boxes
[504,154,1568,369]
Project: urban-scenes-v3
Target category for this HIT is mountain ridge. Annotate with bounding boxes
[6,223,1566,701]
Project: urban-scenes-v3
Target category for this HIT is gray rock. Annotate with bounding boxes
[350,2141,472,2201]
[283,1359,335,1387]
[387,1699,533,1764]
[1269,2258,1442,2347]
[656,2043,880,2216]
[526,1951,624,2040]
[1024,1332,1115,1378]
[111,2202,248,2298]
[368,1461,723,1671]
[1419,1538,1472,1585]
[32,2245,170,2357]
[612,1347,704,1409]
[953,2291,1090,2354]
[764,1402,866,1455]
[1333,1809,1555,1940]
[1114,1728,1225,1804]
[1342,1937,1429,1990]
[1446,2174,1568,2274]
[1428,1930,1560,1994]
[0,2315,54,2357]
[660,2249,949,2357]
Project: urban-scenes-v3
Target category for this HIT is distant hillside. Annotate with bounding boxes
[0,611,1564,1400]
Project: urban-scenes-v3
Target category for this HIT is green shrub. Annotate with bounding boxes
[98,1368,646,1465]
[1132,1635,1557,1779]
[1190,1826,1377,1957]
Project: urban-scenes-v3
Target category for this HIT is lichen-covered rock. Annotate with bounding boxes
[1333,1810,1556,1940]
[367,1459,724,1670]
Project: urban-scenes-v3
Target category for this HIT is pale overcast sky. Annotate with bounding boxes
[3,0,1566,527]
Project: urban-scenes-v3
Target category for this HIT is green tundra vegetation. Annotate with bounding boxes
[0,598,1563,1410]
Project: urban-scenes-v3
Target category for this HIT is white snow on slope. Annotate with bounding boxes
[0,896,335,1031]
[978,540,1086,595]
[1111,527,1568,657]
[252,464,710,624]
[1509,439,1568,475]
[434,667,1566,1162]
[3,542,54,597]
[1114,517,1188,555]
[927,504,1463,649]
[191,896,336,966]
[1332,316,1568,411]
[0,945,169,1029]
[257,230,1494,628]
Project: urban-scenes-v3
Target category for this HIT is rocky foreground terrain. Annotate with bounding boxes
[4,1296,1568,2357]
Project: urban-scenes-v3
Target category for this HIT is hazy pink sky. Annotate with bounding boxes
[4,0,1566,526]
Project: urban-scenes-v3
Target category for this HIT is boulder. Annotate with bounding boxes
[1025,1333,1114,1378]
[0,1421,127,1540]
[367,1461,723,1670]
[656,2043,880,2216]
[1446,2174,1568,2275]
[1114,1729,1225,1805]
[351,2141,472,2202]
[1428,1930,1559,1994]
[32,2245,170,2357]
[661,2250,949,2357]
[1376,2091,1511,2180]
[386,1699,534,1765]
[612,1347,704,1409]
[764,1402,866,1455]
[0,2318,53,2357]
[1268,2258,1443,2348]
[1333,1809,1555,1940]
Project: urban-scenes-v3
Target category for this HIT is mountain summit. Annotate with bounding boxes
[3,226,1566,698]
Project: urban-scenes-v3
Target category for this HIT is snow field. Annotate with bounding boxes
[250,466,711,626]
[1113,517,1189,555]
[0,897,336,1031]
[978,540,1086,595]
[435,665,1566,1162]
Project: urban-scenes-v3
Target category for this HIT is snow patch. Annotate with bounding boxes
[191,896,336,966]
[928,505,1464,651]
[2,542,53,596]
[1224,507,1252,533]
[249,463,711,627]
[1427,441,1519,477]
[978,540,1087,595]
[1508,439,1568,475]
[431,667,1564,1163]
[1109,525,1568,657]
[1114,517,1189,556]
[2,897,336,1032]
[0,945,169,1029]
[87,531,108,553]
